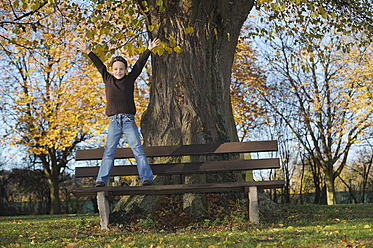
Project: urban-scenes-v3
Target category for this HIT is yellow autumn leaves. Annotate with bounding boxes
[1,9,107,156]
[1,0,198,157]
[151,29,194,56]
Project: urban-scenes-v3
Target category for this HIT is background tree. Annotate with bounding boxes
[343,145,373,203]
[0,0,48,31]
[299,152,326,204]
[251,3,373,205]
[0,4,106,214]
[7,168,50,214]
[231,25,268,142]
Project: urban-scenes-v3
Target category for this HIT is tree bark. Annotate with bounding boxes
[48,174,61,214]
[324,166,336,205]
[310,159,322,204]
[40,151,69,214]
[141,0,253,145]
[112,0,254,220]
[43,154,62,214]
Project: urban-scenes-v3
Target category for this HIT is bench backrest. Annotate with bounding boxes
[75,141,278,160]
[74,141,279,178]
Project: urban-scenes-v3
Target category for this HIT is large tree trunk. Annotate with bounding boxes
[324,167,336,205]
[112,0,254,221]
[49,175,61,214]
[41,154,62,214]
[141,0,254,145]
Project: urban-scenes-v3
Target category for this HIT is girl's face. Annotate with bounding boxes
[112,61,127,80]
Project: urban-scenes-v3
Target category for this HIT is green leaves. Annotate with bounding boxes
[155,0,165,12]
[30,1,41,11]
[13,0,19,8]
[142,1,149,12]
[168,36,176,47]
[318,6,328,19]
[185,27,194,34]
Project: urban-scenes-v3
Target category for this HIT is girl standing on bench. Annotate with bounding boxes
[78,38,160,186]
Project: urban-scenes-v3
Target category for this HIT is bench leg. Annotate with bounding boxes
[97,191,109,230]
[248,186,259,224]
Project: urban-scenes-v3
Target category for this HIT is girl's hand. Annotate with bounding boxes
[78,40,91,54]
[148,38,160,51]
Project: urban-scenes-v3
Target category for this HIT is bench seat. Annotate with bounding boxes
[71,180,284,197]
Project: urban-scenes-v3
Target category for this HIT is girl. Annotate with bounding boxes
[78,38,160,186]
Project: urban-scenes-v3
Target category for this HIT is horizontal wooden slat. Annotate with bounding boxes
[74,158,280,178]
[71,180,285,197]
[75,141,278,161]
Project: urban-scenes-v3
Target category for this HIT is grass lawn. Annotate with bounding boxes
[1,204,372,247]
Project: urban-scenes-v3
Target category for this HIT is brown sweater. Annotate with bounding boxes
[88,49,151,116]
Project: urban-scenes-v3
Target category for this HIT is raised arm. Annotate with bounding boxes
[78,40,108,78]
[129,38,161,78]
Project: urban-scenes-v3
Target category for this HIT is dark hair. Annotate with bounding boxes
[112,56,127,68]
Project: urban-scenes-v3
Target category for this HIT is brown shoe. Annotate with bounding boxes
[95,181,105,187]
[142,180,153,186]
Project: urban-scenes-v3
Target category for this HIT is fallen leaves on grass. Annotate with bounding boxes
[65,243,79,248]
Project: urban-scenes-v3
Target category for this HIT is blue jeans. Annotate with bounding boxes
[96,113,153,184]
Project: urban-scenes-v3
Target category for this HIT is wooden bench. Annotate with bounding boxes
[71,141,284,230]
